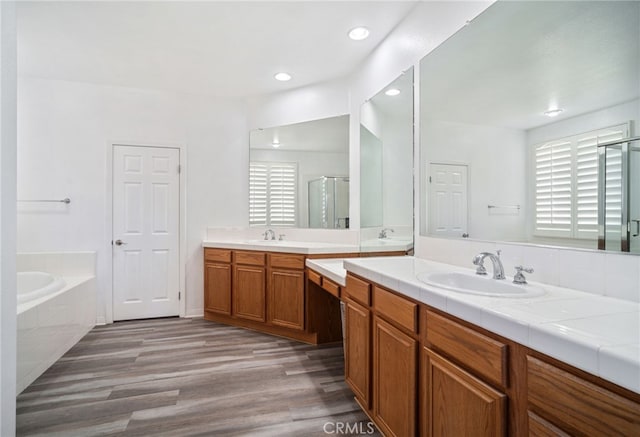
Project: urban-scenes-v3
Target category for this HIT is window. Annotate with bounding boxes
[249,161,297,227]
[532,124,628,239]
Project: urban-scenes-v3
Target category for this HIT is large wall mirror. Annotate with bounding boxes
[360,68,414,249]
[249,115,349,229]
[420,0,640,253]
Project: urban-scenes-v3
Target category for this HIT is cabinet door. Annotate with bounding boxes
[424,348,506,437]
[233,265,265,322]
[268,268,305,330]
[373,317,417,437]
[204,262,231,315]
[344,298,371,408]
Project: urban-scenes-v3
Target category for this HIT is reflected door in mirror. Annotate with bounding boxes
[429,163,468,238]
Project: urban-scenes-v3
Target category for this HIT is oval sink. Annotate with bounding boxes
[416,272,545,298]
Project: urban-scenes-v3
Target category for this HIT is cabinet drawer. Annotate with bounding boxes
[346,274,371,306]
[234,250,265,266]
[322,278,340,298]
[527,356,640,435]
[308,269,322,286]
[425,310,507,388]
[204,248,231,263]
[269,253,305,269]
[374,286,417,333]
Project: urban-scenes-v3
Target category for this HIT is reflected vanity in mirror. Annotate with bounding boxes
[249,115,349,229]
[420,1,640,253]
[360,68,414,251]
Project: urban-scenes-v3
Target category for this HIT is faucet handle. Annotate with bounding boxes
[515,265,534,274]
[279,234,286,241]
[262,231,269,240]
[513,266,533,284]
[472,254,487,275]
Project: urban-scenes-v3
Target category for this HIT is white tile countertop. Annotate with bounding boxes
[306,258,353,287]
[358,237,414,253]
[341,256,640,394]
[203,239,360,255]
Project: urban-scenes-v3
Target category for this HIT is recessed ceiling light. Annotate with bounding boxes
[274,72,292,82]
[385,88,401,96]
[348,27,370,41]
[272,141,281,148]
[544,108,564,117]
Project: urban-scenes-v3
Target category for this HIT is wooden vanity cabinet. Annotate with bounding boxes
[422,309,507,437]
[204,247,346,344]
[344,274,372,408]
[232,251,266,322]
[372,286,418,437]
[204,249,232,315]
[423,348,506,437]
[344,275,419,437]
[345,273,510,436]
[268,253,305,330]
[526,354,640,435]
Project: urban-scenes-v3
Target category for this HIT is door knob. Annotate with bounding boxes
[114,239,127,246]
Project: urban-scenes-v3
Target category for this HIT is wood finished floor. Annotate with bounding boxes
[16,318,378,437]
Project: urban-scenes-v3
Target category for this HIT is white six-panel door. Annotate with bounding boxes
[113,145,180,321]
[428,163,469,238]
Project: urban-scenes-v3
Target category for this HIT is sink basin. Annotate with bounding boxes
[416,272,545,298]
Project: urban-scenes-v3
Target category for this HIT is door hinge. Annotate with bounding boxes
[429,176,432,183]
[178,164,181,174]
[178,292,181,300]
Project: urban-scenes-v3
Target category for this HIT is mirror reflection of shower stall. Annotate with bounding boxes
[599,137,640,253]
[308,176,349,228]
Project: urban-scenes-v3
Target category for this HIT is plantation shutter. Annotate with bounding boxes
[533,123,628,239]
[535,140,573,235]
[268,163,297,227]
[575,128,626,238]
[249,161,297,227]
[249,163,268,226]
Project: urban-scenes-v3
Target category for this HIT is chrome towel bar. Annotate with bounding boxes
[18,198,71,204]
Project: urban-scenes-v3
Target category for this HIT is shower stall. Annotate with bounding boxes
[308,176,349,229]
[598,136,640,253]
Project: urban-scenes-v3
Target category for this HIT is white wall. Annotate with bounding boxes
[0,2,17,434]
[17,77,248,322]
[421,119,527,240]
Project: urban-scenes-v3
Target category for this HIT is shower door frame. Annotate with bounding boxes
[597,136,640,252]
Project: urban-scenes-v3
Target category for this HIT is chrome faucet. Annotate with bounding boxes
[263,229,276,240]
[472,251,505,280]
[379,228,394,239]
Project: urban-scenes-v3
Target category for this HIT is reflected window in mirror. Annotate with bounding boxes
[531,123,629,244]
[249,115,350,229]
[249,161,297,227]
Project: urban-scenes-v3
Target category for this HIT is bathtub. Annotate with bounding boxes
[17,252,96,394]
[17,271,66,305]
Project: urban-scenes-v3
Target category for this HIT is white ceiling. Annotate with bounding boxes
[17,1,417,98]
[420,1,640,131]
